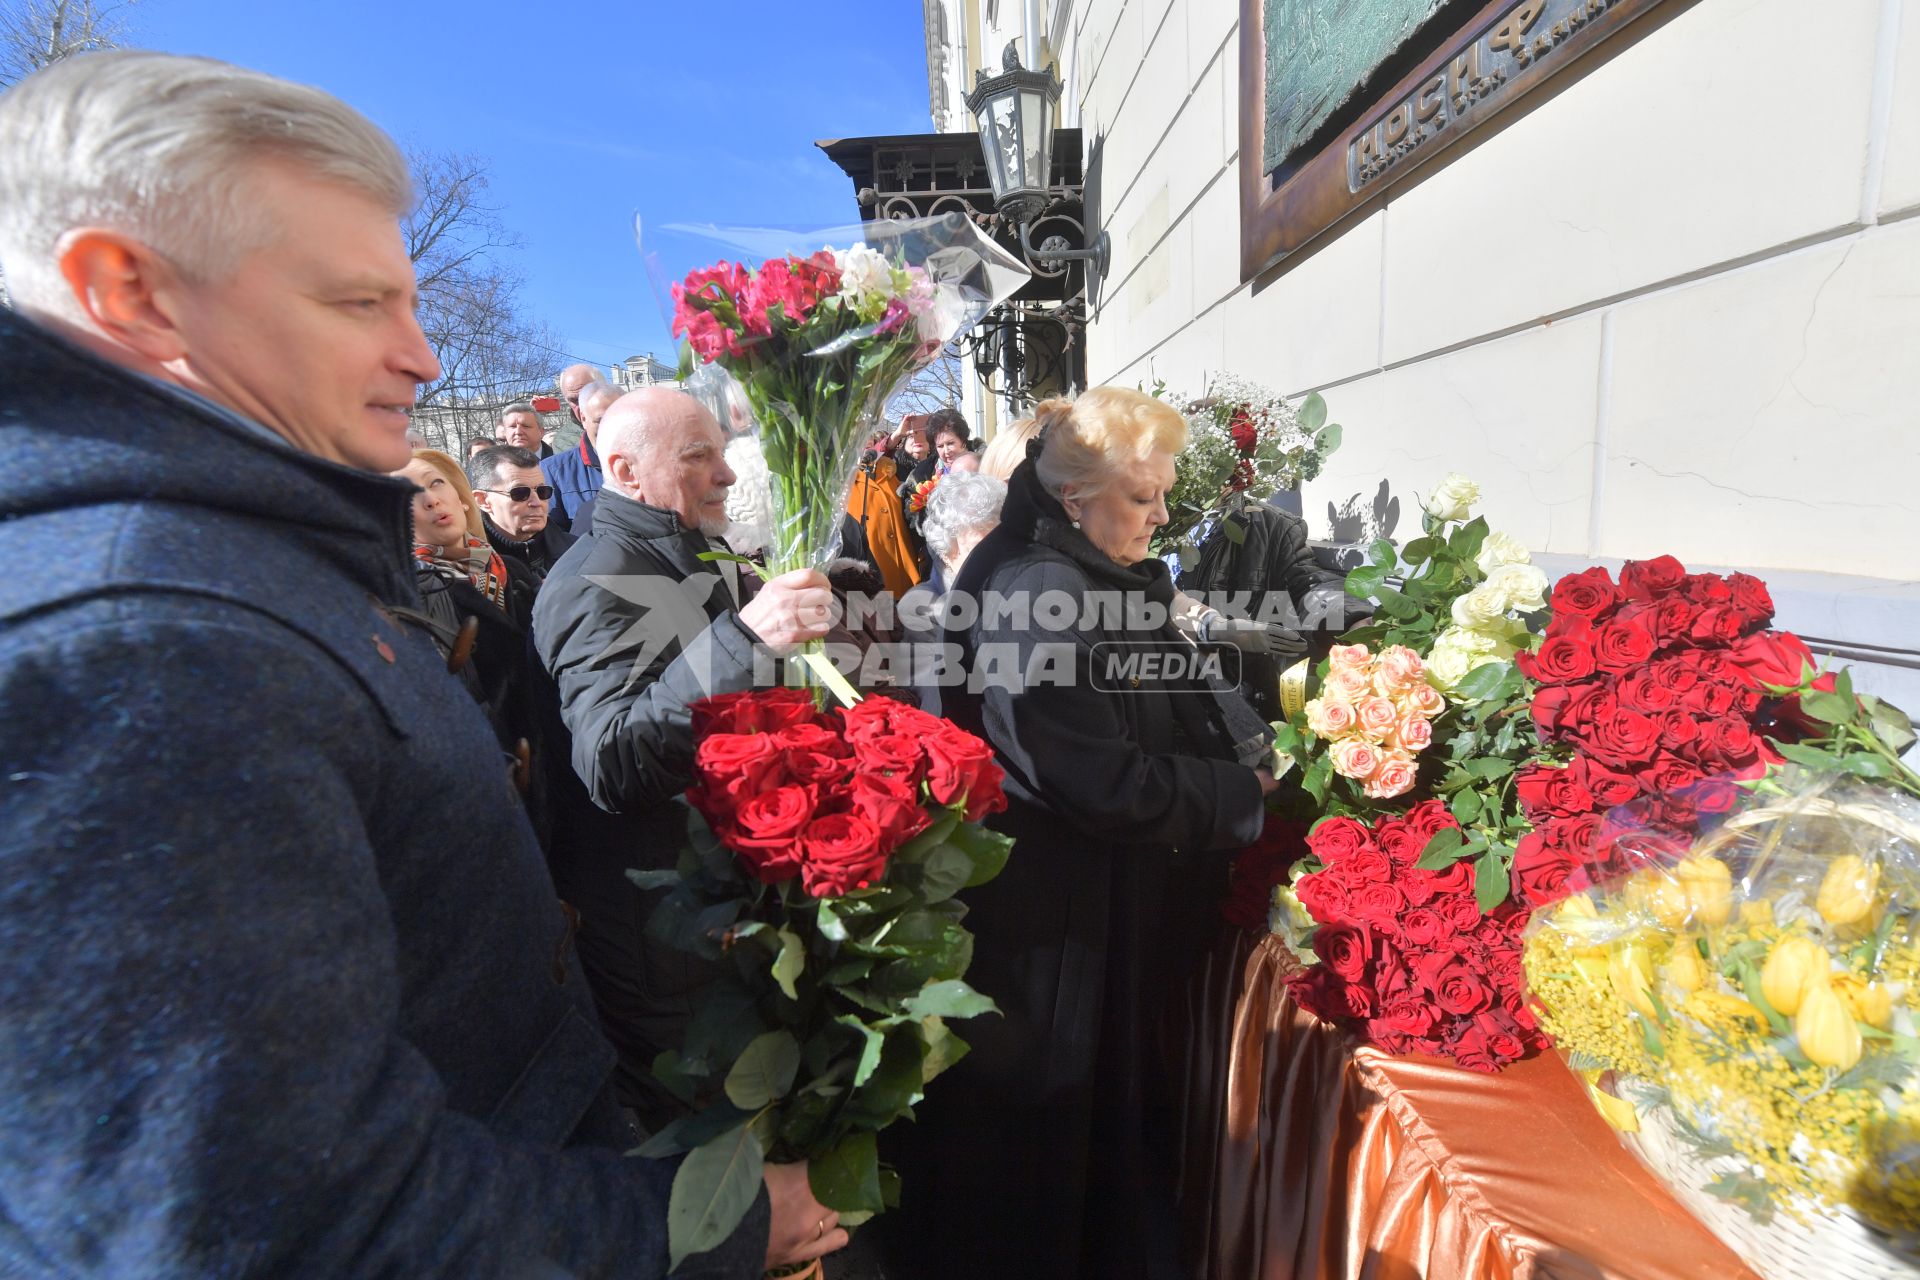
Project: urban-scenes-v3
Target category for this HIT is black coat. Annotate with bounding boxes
[0,310,768,1277]
[879,464,1267,1280]
[484,514,578,583]
[532,490,768,1123]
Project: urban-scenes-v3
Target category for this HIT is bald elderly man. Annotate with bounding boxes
[534,387,833,1125]
[543,379,618,533]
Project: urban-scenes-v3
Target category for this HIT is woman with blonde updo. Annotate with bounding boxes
[877,388,1278,1280]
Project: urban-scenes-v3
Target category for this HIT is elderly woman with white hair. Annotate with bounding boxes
[917,468,1005,591]
[877,387,1280,1280]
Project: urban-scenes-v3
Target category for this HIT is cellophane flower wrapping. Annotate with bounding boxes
[1524,772,1920,1276]
[631,689,1015,1269]
[667,213,1028,577]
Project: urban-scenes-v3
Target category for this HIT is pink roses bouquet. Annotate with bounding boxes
[1303,643,1446,800]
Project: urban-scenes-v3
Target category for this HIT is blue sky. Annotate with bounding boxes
[133,0,935,374]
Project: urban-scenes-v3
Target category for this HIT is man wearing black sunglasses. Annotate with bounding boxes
[469,443,577,585]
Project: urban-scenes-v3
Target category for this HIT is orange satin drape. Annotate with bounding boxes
[1189,933,1759,1280]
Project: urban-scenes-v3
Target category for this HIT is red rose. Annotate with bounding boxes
[1652,654,1702,693]
[1429,962,1493,1016]
[1727,630,1817,689]
[1543,812,1603,859]
[1725,572,1774,628]
[1648,595,1696,645]
[787,750,855,789]
[1294,869,1350,924]
[1313,923,1373,982]
[1514,763,1593,821]
[1373,999,1438,1042]
[727,785,816,883]
[846,771,930,850]
[1702,718,1760,767]
[1401,801,1458,841]
[1518,633,1597,685]
[1307,817,1374,865]
[923,726,1006,821]
[1375,823,1426,866]
[1593,616,1657,673]
[1657,710,1702,753]
[1688,605,1746,647]
[1222,819,1309,929]
[1585,704,1660,767]
[1400,909,1445,948]
[1684,573,1733,607]
[1228,411,1258,453]
[797,812,888,897]
[1680,682,1736,717]
[1532,682,1609,739]
[1425,862,1474,899]
[694,732,785,797]
[1619,555,1687,601]
[771,721,849,755]
[852,732,927,781]
[1344,849,1394,884]
[1436,894,1482,935]
[841,695,921,744]
[1511,832,1581,907]
[1550,567,1619,618]
[1618,670,1675,715]
[1349,883,1407,931]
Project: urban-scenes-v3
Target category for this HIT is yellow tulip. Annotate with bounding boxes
[1817,855,1881,927]
[1661,944,1707,992]
[1675,856,1734,927]
[1739,902,1775,927]
[1761,936,1830,1016]
[1609,942,1658,1018]
[1631,873,1693,930]
[1832,973,1894,1030]
[1795,979,1864,1070]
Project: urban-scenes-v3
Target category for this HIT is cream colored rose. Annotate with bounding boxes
[1305,697,1357,738]
[1329,737,1382,780]
[1392,713,1433,753]
[1402,683,1447,718]
[1363,751,1419,799]
[1355,696,1400,740]
[1324,668,1372,703]
[1326,643,1372,672]
[1424,638,1476,693]
[1474,531,1531,574]
[1486,563,1549,613]
[1450,584,1509,631]
[1377,645,1425,692]
[1423,472,1480,522]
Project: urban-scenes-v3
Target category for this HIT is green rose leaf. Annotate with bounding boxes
[1414,828,1467,869]
[667,1123,766,1270]
[1473,848,1509,913]
[772,927,806,1001]
[1465,757,1517,780]
[949,820,1016,888]
[724,1029,801,1110]
[1368,537,1397,571]
[1345,564,1388,598]
[1452,661,1513,703]
[1797,689,1855,725]
[834,1014,886,1088]
[634,1098,752,1159]
[914,844,974,904]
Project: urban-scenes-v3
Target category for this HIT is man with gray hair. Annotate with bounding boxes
[498,398,552,459]
[543,379,618,533]
[470,443,574,582]
[534,387,834,1126]
[0,52,842,1278]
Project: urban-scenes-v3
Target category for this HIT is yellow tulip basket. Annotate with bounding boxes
[1524,777,1920,1280]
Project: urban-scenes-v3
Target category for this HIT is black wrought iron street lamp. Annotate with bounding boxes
[965,42,1110,278]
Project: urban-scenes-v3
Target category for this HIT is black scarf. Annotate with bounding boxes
[999,458,1273,767]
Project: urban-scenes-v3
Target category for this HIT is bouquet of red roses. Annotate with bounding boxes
[1509,556,1795,909]
[633,689,1012,1269]
[1279,802,1550,1070]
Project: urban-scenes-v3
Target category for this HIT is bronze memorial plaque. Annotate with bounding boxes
[1240,0,1701,283]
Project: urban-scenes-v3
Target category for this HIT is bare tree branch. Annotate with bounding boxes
[401,147,563,452]
[0,0,138,88]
